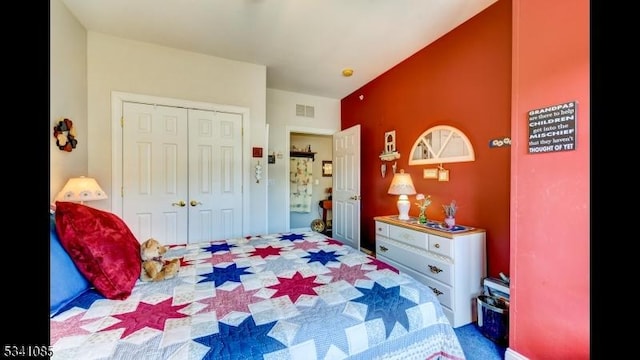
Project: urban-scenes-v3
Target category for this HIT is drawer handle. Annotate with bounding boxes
[428,265,442,274]
[429,286,443,296]
[434,243,440,248]
[378,245,388,252]
[377,227,382,232]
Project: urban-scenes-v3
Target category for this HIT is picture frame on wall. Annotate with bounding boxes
[423,168,438,179]
[438,168,450,182]
[322,161,333,177]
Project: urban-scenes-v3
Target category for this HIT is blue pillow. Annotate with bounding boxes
[50,213,91,317]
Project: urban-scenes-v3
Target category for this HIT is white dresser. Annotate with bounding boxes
[374,215,486,328]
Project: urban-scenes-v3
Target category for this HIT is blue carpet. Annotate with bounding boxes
[454,323,506,360]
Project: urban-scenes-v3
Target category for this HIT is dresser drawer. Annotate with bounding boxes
[377,237,453,285]
[378,254,454,311]
[422,254,453,286]
[388,224,429,251]
[375,221,389,237]
[422,276,453,310]
[428,234,453,259]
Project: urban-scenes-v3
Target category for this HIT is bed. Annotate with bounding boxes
[50,202,465,360]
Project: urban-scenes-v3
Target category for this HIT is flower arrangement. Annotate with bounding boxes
[415,194,431,223]
[442,200,457,218]
[415,194,432,211]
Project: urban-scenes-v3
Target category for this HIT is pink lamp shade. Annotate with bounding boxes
[387,169,416,220]
[56,176,108,204]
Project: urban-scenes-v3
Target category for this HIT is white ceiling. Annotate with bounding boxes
[60,0,497,99]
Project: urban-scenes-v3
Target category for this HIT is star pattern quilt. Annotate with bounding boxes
[50,232,465,360]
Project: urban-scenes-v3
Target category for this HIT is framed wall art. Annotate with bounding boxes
[438,168,450,182]
[423,168,438,179]
[322,161,333,177]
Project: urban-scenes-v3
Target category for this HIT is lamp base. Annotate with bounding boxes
[397,195,411,220]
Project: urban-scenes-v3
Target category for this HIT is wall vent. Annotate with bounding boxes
[296,104,315,118]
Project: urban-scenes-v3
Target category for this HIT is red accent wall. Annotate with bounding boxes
[342,0,589,357]
[341,1,512,278]
[510,0,589,357]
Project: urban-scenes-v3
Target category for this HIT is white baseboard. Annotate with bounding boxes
[290,227,311,233]
[505,348,528,360]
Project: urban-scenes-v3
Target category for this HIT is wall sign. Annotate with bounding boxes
[528,101,576,154]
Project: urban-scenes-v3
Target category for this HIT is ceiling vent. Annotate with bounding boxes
[296,104,315,118]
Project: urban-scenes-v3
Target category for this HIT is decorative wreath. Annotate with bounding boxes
[53,118,78,152]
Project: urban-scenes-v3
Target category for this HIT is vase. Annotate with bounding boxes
[418,209,427,224]
[444,217,455,228]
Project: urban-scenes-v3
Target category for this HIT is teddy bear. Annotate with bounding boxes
[140,238,180,282]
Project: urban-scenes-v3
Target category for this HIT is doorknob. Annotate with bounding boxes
[190,200,203,206]
[349,195,361,200]
[171,200,186,207]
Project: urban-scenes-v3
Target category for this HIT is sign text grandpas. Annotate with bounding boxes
[527,101,576,154]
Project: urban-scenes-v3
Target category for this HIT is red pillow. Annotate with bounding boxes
[55,201,140,300]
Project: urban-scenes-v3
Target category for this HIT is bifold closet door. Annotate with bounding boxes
[121,102,189,244]
[187,109,243,242]
[121,102,244,244]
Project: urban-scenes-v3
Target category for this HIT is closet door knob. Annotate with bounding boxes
[172,200,186,207]
[190,200,203,206]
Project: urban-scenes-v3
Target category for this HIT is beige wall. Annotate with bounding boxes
[86,32,269,234]
[266,89,340,232]
[50,0,88,202]
[51,0,341,235]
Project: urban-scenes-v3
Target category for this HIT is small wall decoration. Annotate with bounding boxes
[379,130,401,161]
[438,169,450,182]
[322,160,333,177]
[384,131,396,153]
[437,165,449,182]
[423,168,438,179]
[53,118,78,152]
[489,137,512,148]
[255,161,262,183]
[252,147,263,158]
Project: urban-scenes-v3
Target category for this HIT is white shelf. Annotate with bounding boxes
[379,152,400,161]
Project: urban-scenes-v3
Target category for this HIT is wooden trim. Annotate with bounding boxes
[373,215,485,238]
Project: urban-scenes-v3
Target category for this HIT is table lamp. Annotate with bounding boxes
[387,169,416,220]
[56,176,108,205]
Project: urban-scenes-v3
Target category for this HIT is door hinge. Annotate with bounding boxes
[121,186,124,197]
[121,116,124,127]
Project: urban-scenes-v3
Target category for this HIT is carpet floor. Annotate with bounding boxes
[454,323,507,360]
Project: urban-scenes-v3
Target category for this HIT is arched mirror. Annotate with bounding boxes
[409,125,475,165]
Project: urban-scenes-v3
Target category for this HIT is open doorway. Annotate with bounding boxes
[286,127,334,233]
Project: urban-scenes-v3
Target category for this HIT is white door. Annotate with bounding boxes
[332,125,361,250]
[188,109,243,242]
[122,102,189,244]
[121,102,243,244]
